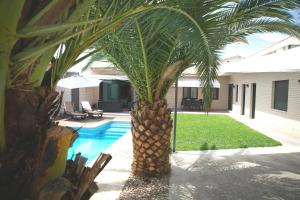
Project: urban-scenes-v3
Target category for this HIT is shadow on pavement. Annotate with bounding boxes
[170,152,300,200]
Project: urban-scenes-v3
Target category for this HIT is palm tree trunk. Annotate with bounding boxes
[130,99,172,177]
[0,87,74,199]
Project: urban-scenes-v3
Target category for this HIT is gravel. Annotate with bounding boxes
[119,175,170,200]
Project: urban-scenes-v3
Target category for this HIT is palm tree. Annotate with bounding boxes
[92,0,300,177]
[0,0,299,197]
[0,0,166,198]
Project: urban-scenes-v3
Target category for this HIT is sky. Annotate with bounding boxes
[73,32,294,71]
[221,9,300,59]
[221,33,289,58]
[68,9,300,71]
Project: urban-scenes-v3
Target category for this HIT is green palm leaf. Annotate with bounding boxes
[90,0,300,111]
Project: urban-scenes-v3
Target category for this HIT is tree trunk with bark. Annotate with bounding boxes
[0,87,72,199]
[130,99,172,177]
[0,86,112,199]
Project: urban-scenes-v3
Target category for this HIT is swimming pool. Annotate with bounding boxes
[67,121,131,165]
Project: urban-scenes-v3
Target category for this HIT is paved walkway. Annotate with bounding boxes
[59,112,300,199]
[91,131,132,200]
[170,112,300,200]
[170,152,300,200]
[229,112,300,147]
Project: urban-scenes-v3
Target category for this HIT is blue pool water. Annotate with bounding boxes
[67,121,131,165]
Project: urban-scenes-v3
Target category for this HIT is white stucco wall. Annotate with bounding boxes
[211,76,229,111]
[165,87,183,110]
[56,86,99,113]
[229,72,300,134]
[56,86,72,114]
[79,87,99,110]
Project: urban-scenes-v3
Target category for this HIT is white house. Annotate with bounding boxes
[219,37,300,135]
[57,37,300,134]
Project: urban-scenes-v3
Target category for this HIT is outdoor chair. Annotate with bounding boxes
[198,99,204,111]
[181,98,189,110]
[81,101,103,118]
[194,99,203,111]
[183,98,193,110]
[64,101,88,120]
[190,98,197,110]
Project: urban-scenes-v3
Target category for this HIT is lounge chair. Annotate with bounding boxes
[64,101,88,120]
[81,101,103,118]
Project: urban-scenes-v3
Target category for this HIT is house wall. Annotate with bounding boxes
[56,86,72,114]
[165,76,229,111]
[211,76,229,111]
[79,87,99,110]
[165,87,183,109]
[229,72,300,134]
[56,87,72,102]
[56,86,99,113]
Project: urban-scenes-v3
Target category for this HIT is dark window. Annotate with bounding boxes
[183,87,189,98]
[191,88,197,98]
[288,44,300,49]
[273,80,289,111]
[103,82,119,101]
[64,72,79,78]
[212,88,219,100]
[183,87,198,99]
[236,85,239,102]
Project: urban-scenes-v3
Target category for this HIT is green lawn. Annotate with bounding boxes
[172,114,280,151]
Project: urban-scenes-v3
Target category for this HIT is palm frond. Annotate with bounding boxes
[90,0,300,109]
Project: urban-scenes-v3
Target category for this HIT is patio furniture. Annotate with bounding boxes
[64,101,88,120]
[181,98,191,110]
[81,101,103,118]
[181,98,203,111]
[200,99,204,110]
[192,99,203,110]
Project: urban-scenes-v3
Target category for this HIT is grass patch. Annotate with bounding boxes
[172,114,281,151]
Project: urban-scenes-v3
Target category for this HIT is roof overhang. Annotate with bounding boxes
[84,74,128,81]
[176,78,220,88]
[57,76,102,89]
[219,46,300,75]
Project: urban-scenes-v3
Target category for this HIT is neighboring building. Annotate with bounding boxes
[220,55,244,64]
[249,36,300,57]
[57,37,300,134]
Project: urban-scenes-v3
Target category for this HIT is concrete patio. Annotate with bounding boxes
[169,112,300,200]
[170,152,300,200]
[59,112,300,199]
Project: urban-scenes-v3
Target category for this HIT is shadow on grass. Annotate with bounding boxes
[239,144,248,148]
[199,143,250,150]
[200,142,217,150]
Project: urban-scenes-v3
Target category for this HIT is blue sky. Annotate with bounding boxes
[221,9,300,59]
